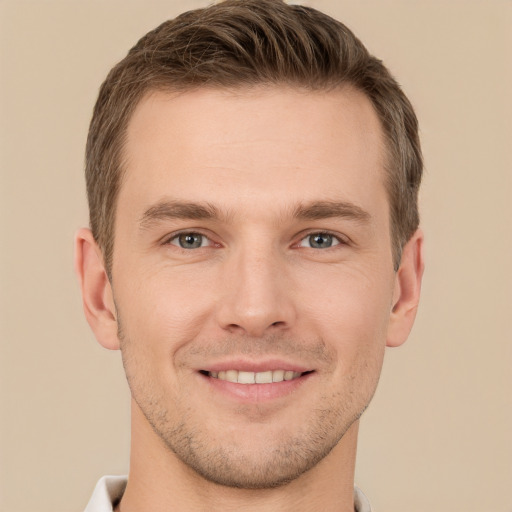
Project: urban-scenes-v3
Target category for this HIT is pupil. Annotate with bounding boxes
[311,233,332,248]
[179,233,202,248]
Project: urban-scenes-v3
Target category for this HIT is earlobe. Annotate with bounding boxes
[74,228,120,350]
[386,229,425,348]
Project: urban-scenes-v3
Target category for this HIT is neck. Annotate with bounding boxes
[118,401,359,512]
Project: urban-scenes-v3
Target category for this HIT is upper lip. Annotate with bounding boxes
[199,358,313,374]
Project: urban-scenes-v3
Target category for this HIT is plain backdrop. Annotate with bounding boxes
[0,1,511,511]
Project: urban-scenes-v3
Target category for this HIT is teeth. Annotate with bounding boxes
[225,370,238,383]
[238,371,255,384]
[272,369,284,382]
[255,370,273,384]
[209,369,302,384]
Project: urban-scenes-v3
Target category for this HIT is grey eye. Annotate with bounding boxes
[175,233,205,249]
[310,233,333,248]
[299,233,339,249]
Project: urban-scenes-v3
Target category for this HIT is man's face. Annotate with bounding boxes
[112,86,398,488]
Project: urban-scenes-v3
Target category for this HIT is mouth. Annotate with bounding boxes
[200,369,312,384]
[197,359,316,402]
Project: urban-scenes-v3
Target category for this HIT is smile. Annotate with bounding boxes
[207,370,304,384]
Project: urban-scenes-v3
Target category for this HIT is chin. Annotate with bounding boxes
[154,405,361,490]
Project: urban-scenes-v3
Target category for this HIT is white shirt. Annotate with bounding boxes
[84,475,372,511]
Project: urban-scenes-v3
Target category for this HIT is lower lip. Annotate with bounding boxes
[199,372,314,402]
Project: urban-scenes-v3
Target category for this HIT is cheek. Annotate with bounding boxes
[299,265,393,366]
[114,272,205,403]
[114,263,218,356]
[312,279,389,409]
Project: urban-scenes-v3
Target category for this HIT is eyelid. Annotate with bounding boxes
[295,230,350,248]
[162,229,220,248]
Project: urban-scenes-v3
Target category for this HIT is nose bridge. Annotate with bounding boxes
[216,240,295,336]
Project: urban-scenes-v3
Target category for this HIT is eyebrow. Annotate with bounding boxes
[139,199,371,230]
[139,200,222,230]
[292,200,371,223]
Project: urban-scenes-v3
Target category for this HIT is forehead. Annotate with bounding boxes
[120,86,387,221]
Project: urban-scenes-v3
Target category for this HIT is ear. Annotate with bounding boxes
[74,228,120,350]
[386,229,425,347]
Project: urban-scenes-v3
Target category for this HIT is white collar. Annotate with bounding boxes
[84,475,372,512]
[84,475,126,512]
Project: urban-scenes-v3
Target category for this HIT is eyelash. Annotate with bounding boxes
[296,231,347,249]
[165,231,218,250]
[164,230,348,250]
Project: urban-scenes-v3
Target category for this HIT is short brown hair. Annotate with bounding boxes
[86,0,422,275]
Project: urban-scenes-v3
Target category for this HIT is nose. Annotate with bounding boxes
[215,247,296,337]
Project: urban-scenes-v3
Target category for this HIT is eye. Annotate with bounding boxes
[169,232,210,249]
[299,232,341,249]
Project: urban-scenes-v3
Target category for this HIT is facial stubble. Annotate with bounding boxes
[117,318,381,490]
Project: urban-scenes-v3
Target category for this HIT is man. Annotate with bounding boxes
[75,0,424,510]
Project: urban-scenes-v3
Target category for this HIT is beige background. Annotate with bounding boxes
[1,1,511,511]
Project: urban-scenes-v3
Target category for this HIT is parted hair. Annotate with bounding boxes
[86,0,422,275]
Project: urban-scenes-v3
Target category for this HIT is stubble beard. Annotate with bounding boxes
[118,324,379,490]
[146,393,365,490]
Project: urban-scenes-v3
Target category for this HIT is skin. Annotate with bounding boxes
[75,86,424,512]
